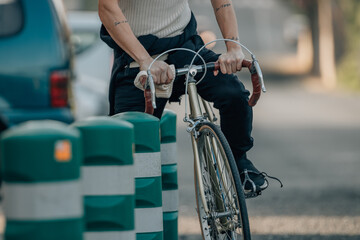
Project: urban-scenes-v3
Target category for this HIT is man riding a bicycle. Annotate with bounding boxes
[98,0,268,193]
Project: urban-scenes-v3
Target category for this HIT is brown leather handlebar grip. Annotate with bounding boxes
[213,60,261,106]
[213,62,221,71]
[242,59,261,107]
[144,89,154,115]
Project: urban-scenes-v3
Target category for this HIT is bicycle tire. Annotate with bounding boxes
[194,122,251,240]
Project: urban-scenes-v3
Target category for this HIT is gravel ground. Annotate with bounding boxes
[179,234,360,240]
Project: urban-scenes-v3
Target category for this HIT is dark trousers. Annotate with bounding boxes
[113,46,254,160]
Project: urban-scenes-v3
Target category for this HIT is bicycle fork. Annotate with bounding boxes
[188,79,234,229]
[192,133,237,232]
[187,79,211,216]
[192,135,210,214]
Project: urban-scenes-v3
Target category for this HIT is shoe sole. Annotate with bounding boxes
[243,181,268,194]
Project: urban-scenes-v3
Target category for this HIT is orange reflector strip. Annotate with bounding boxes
[55,140,72,162]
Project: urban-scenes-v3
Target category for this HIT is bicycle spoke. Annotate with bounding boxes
[204,134,237,210]
[205,142,235,209]
[196,128,244,240]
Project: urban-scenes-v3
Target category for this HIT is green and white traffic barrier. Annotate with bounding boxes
[113,112,163,240]
[0,121,83,240]
[73,117,135,240]
[160,110,178,240]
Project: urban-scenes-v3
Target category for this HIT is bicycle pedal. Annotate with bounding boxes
[244,191,261,199]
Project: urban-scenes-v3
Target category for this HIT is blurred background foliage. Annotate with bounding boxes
[337,1,360,91]
[288,0,360,90]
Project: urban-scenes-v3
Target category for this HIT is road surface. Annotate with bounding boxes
[167,76,360,239]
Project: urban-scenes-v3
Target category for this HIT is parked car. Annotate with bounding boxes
[67,11,112,120]
[0,0,75,127]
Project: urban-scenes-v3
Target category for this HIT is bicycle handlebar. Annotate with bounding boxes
[175,59,264,106]
[175,62,220,76]
[144,59,265,115]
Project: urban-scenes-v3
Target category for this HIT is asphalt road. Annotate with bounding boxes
[167,75,360,240]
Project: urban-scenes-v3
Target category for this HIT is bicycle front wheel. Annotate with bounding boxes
[194,122,251,240]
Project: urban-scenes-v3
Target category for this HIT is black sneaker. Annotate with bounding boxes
[236,158,284,195]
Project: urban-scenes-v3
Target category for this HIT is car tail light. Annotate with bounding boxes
[50,71,69,107]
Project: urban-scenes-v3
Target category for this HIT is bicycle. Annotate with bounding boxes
[139,40,266,240]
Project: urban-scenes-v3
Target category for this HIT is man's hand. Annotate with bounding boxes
[139,58,174,85]
[216,45,245,75]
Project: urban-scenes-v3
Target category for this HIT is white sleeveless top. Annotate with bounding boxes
[118,0,191,38]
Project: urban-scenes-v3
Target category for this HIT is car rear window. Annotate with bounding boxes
[0,0,23,37]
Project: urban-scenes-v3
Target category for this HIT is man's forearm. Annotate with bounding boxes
[211,0,241,50]
[98,1,151,64]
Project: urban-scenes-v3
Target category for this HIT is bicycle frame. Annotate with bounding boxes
[186,75,230,220]
[141,42,267,238]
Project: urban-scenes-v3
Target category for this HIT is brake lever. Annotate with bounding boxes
[251,55,266,93]
[147,72,157,109]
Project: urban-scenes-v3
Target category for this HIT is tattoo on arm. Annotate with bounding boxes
[114,20,128,26]
[228,36,239,41]
[215,3,231,13]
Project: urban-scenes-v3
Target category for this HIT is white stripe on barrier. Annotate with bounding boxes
[162,190,179,212]
[161,142,177,165]
[3,180,83,220]
[84,230,136,240]
[134,152,161,178]
[135,207,163,233]
[82,165,134,196]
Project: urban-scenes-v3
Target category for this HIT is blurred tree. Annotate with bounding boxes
[318,0,337,89]
[336,1,360,90]
[290,0,360,90]
[289,0,320,75]
[290,0,339,89]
